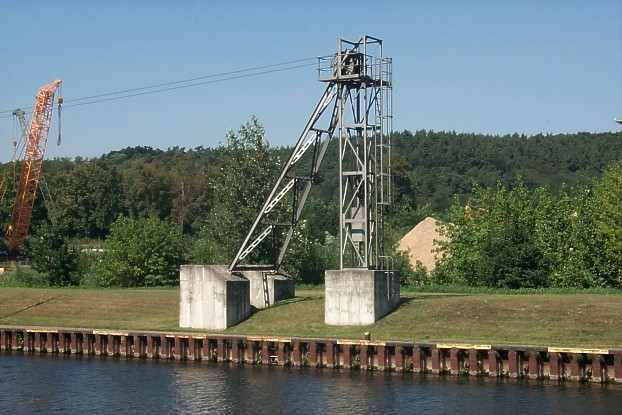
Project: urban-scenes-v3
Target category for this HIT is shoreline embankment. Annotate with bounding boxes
[1,325,621,384]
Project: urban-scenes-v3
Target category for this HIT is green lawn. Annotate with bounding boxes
[0,287,620,348]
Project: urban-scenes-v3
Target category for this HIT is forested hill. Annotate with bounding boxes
[390,130,622,210]
[1,128,620,240]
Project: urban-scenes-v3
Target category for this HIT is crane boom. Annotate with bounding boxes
[6,80,62,252]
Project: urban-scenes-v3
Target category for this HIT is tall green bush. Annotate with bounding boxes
[592,162,622,286]
[435,166,622,289]
[532,186,599,287]
[283,221,338,284]
[28,223,80,286]
[189,227,229,265]
[435,181,549,288]
[96,216,184,287]
[195,116,281,263]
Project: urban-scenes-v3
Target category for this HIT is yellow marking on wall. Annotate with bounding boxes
[436,343,491,350]
[92,330,129,336]
[247,336,291,343]
[337,340,386,346]
[548,347,609,355]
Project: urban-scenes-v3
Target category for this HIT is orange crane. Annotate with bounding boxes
[5,80,62,253]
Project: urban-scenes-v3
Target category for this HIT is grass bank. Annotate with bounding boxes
[0,287,621,348]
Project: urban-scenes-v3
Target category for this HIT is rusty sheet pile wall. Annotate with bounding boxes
[1,326,621,384]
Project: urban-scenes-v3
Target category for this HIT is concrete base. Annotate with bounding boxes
[324,269,400,326]
[242,271,295,309]
[179,265,251,330]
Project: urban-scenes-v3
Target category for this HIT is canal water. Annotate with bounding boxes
[0,353,620,414]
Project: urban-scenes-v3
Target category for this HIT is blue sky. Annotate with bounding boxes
[0,1,620,161]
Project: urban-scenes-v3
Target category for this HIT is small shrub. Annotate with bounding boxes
[285,226,339,285]
[401,260,429,287]
[0,266,49,288]
[78,271,102,288]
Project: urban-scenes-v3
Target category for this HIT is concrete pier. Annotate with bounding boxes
[324,269,400,325]
[242,271,295,309]
[179,265,251,330]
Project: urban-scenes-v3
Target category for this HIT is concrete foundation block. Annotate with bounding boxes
[179,265,251,330]
[242,271,295,309]
[324,269,400,325]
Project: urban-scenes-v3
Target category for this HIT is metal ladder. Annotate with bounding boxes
[262,272,270,308]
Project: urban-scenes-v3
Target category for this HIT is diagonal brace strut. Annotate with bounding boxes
[229,82,342,271]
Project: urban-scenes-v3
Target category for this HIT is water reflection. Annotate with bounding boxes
[0,353,620,414]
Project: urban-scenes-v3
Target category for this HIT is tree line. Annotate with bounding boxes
[0,116,620,288]
[429,164,621,289]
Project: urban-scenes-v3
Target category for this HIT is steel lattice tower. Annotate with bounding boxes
[229,36,392,272]
[328,36,393,269]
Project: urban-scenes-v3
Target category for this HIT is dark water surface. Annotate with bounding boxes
[0,353,620,414]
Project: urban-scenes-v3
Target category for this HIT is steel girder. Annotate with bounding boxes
[229,82,343,271]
